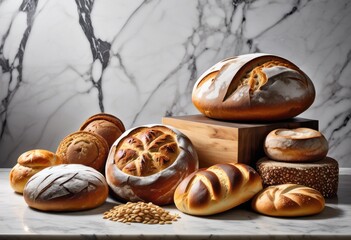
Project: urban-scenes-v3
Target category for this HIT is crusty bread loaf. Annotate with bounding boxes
[9,149,62,193]
[23,164,108,211]
[192,53,315,121]
[106,124,198,206]
[256,157,339,198]
[56,131,109,173]
[251,184,325,217]
[174,163,263,215]
[264,128,328,162]
[79,113,125,148]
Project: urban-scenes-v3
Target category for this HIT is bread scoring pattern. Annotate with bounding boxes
[114,126,180,176]
[174,163,263,215]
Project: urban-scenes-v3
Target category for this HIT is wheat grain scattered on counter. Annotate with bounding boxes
[103,201,180,224]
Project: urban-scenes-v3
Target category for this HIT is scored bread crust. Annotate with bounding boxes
[79,113,125,148]
[9,149,62,194]
[264,128,329,162]
[192,53,315,121]
[251,184,325,217]
[105,124,199,206]
[23,164,108,212]
[56,131,109,173]
[173,163,263,215]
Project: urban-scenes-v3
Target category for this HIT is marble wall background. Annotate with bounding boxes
[0,0,350,167]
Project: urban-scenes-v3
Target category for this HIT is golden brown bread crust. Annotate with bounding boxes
[9,149,62,193]
[174,163,263,215]
[23,164,108,212]
[256,157,339,198]
[251,184,325,217]
[264,128,329,162]
[79,113,125,148]
[56,131,109,173]
[192,53,315,121]
[105,124,198,205]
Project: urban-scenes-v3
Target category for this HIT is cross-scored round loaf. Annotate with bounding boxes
[251,184,325,217]
[23,164,108,211]
[264,128,328,162]
[105,124,198,205]
[192,53,315,121]
[174,163,263,215]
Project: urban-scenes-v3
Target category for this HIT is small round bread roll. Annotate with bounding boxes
[79,113,125,148]
[105,124,198,206]
[264,128,328,162]
[56,131,109,173]
[9,149,62,194]
[23,164,108,211]
[251,184,325,217]
[174,163,263,215]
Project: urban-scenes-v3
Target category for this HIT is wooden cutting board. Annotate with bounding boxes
[162,114,318,168]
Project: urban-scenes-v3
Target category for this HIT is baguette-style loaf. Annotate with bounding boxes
[264,128,328,162]
[9,149,62,193]
[23,164,108,211]
[251,184,325,217]
[174,163,263,215]
[192,53,315,121]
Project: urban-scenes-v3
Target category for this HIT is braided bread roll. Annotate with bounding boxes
[174,163,263,215]
[251,184,325,217]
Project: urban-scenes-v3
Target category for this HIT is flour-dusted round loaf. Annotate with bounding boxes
[174,163,263,215]
[192,53,315,121]
[56,131,109,173]
[252,184,325,217]
[23,164,108,211]
[264,128,329,162]
[256,157,339,198]
[79,113,125,148]
[9,149,62,194]
[105,124,198,206]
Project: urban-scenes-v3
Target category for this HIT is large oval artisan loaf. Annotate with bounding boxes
[9,149,62,194]
[105,124,198,206]
[192,53,315,121]
[23,164,108,211]
[251,184,325,217]
[264,128,328,162]
[256,157,339,198]
[174,163,263,215]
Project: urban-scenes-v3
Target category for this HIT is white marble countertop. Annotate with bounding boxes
[0,168,350,240]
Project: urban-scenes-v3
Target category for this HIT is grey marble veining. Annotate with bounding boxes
[0,0,350,167]
[0,168,351,239]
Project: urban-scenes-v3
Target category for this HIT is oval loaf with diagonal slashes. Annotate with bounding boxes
[173,163,263,215]
[192,53,315,121]
[23,164,108,211]
[251,184,325,217]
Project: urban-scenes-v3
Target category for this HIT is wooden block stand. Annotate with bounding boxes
[162,115,318,168]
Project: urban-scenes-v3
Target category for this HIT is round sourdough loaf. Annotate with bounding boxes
[56,131,109,173]
[105,124,198,206]
[9,149,62,194]
[264,128,329,162]
[256,157,339,198]
[79,113,125,148]
[23,164,108,211]
[192,53,315,121]
[251,184,325,217]
[174,163,263,215]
